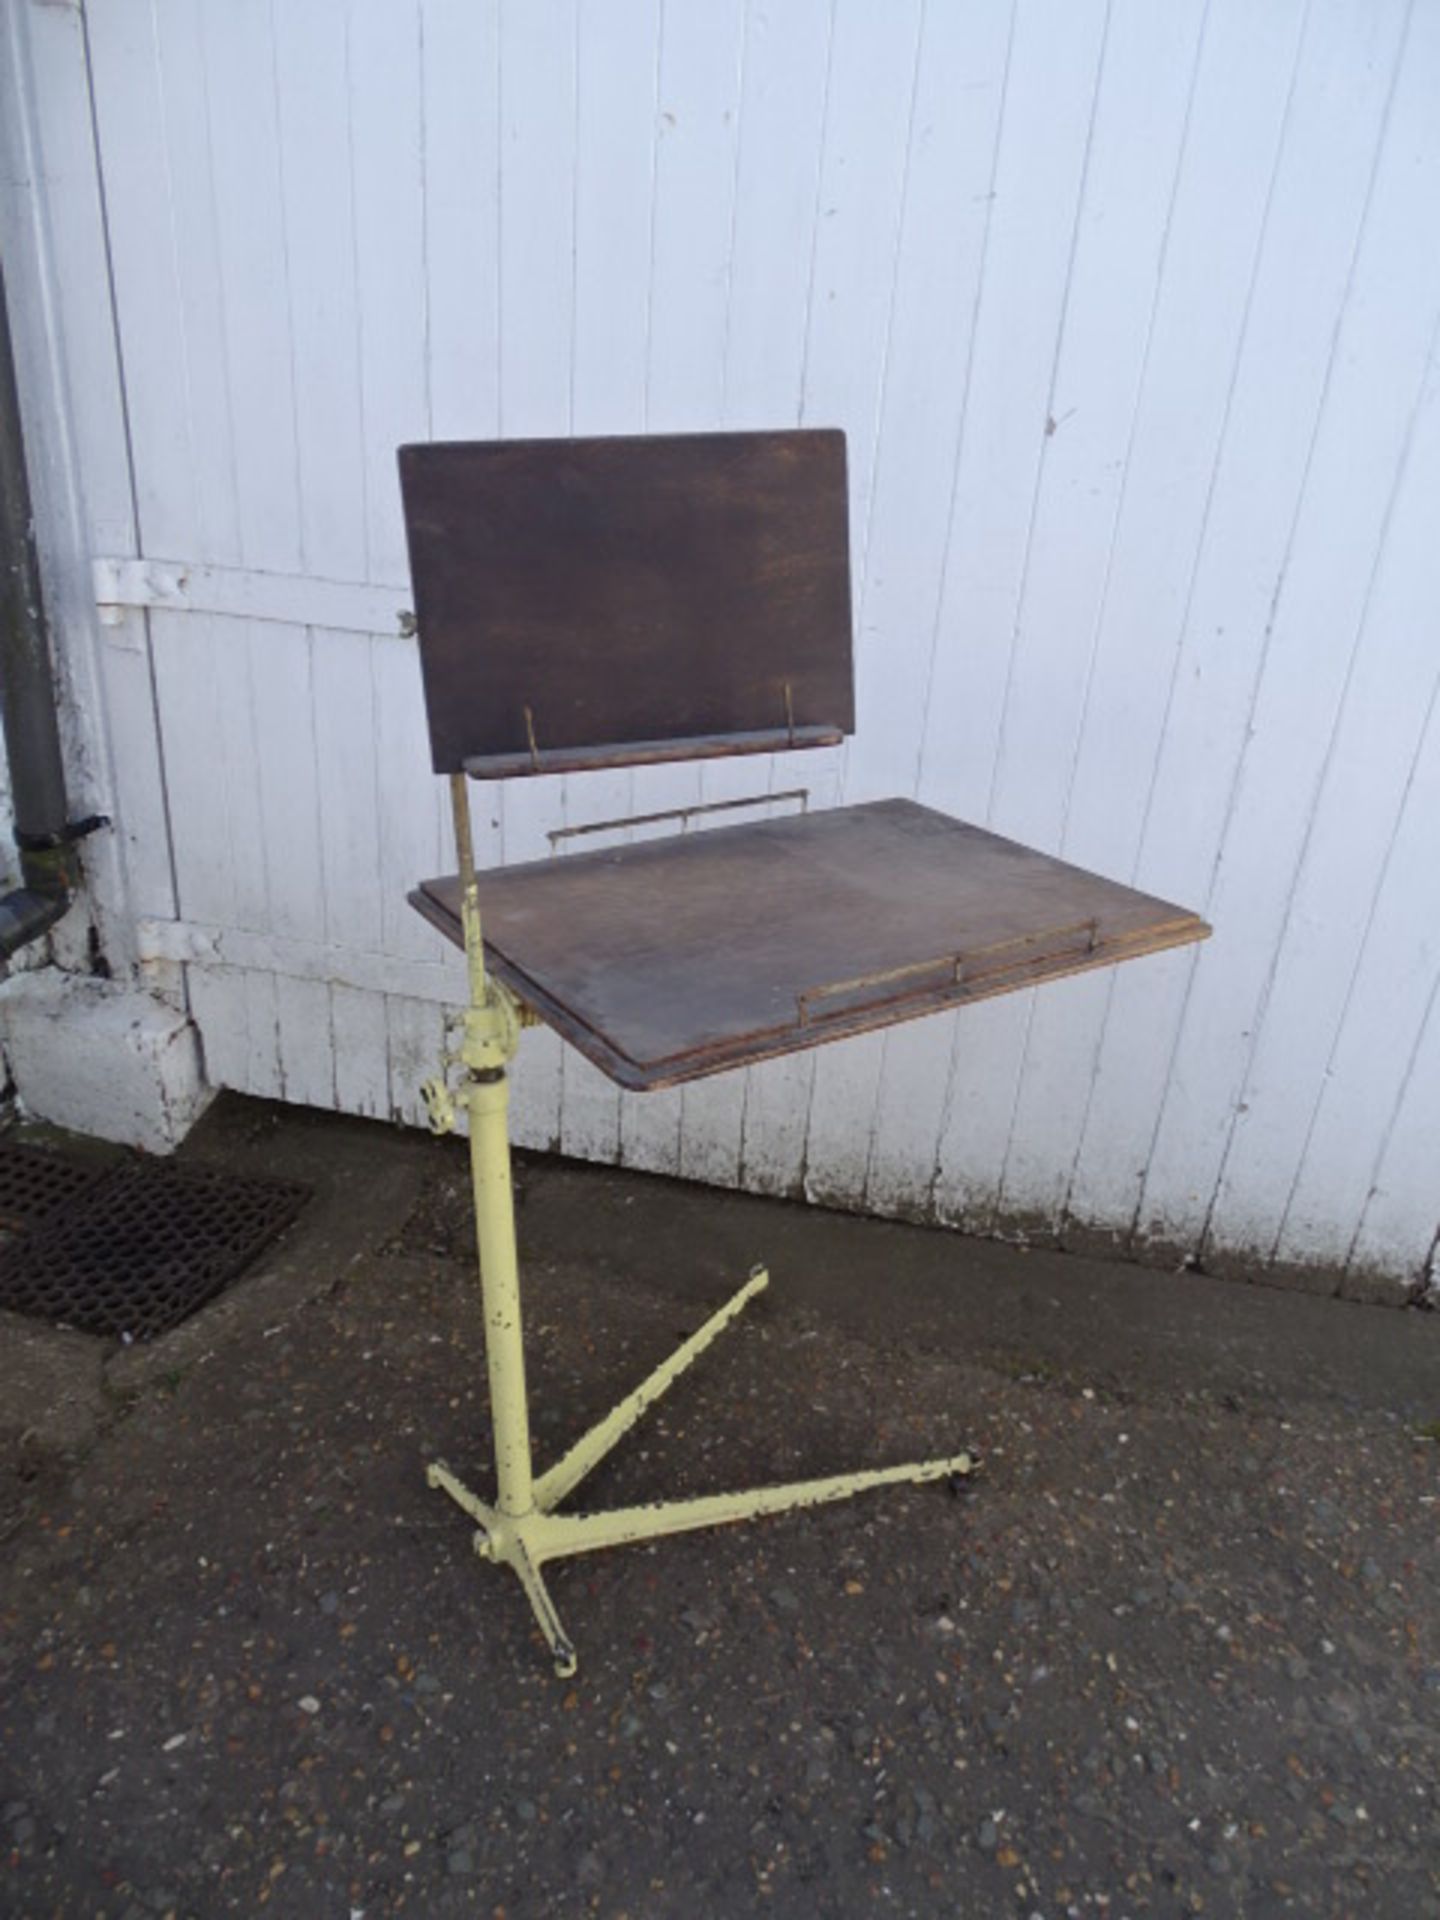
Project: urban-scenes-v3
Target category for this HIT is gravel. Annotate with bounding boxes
[1,1104,1436,1918]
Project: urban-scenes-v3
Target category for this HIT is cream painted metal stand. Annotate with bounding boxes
[422,776,975,1677]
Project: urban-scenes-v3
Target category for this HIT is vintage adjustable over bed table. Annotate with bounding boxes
[398,429,1210,1677]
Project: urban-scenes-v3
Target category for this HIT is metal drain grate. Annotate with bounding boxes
[0,1140,107,1235]
[0,1157,310,1340]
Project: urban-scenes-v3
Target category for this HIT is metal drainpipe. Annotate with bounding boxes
[0,253,102,959]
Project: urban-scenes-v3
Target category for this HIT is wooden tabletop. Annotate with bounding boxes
[411,799,1210,1091]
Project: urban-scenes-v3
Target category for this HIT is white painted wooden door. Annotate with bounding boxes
[8,0,1440,1297]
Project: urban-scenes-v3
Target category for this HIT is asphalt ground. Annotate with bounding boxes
[1,1096,1437,1919]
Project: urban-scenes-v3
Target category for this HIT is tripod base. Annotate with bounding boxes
[427,775,975,1677]
[427,1264,975,1676]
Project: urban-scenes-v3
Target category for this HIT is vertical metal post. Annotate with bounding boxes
[449,774,534,1519]
[449,769,486,1005]
[465,1072,534,1517]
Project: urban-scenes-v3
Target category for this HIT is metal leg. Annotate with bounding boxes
[428,1465,579,1675]
[533,1265,769,1511]
[525,1450,975,1560]
[426,1458,495,1531]
[505,1532,578,1678]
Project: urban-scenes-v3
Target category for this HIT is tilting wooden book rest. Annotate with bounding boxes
[398,430,1209,1676]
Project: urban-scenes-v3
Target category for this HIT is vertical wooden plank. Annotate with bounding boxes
[571,0,659,438]
[148,612,231,926]
[242,967,283,1100]
[82,0,201,558]
[215,616,274,935]
[987,971,1111,1234]
[985,0,1208,1235]
[347,0,429,586]
[798,0,924,543]
[913,0,1109,1228]
[496,0,576,434]
[276,976,335,1111]
[930,997,1028,1230]
[311,629,382,953]
[1133,0,1425,1255]
[644,0,745,433]
[150,612,269,938]
[561,1036,627,1166]
[273,0,368,581]
[331,981,391,1121]
[91,632,181,929]
[421,0,502,440]
[187,968,247,1093]
[247,624,325,943]
[124,0,240,569]
[675,1046,745,1186]
[386,992,446,1129]
[739,1053,812,1199]
[198,0,300,573]
[722,0,831,428]
[245,619,338,1109]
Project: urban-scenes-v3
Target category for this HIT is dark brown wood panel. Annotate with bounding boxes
[398,431,855,774]
[411,800,1211,1090]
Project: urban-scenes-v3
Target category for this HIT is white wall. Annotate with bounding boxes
[4,0,1439,1299]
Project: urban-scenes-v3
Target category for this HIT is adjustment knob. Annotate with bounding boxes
[420,1076,456,1135]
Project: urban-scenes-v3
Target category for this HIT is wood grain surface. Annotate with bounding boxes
[413,800,1210,1090]
[398,431,854,774]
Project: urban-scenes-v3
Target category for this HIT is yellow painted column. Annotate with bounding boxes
[448,771,535,1519]
[465,1064,534,1518]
